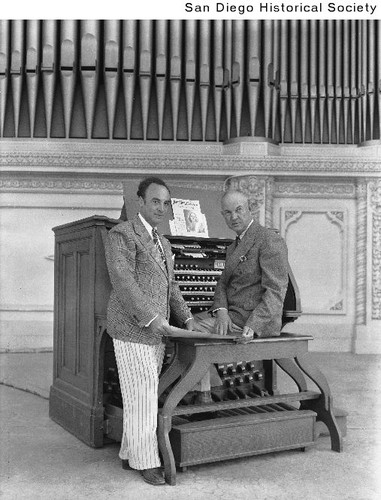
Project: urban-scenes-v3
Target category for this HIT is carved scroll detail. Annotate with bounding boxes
[356,180,368,325]
[369,179,381,320]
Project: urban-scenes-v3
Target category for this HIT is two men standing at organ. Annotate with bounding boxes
[104,176,290,485]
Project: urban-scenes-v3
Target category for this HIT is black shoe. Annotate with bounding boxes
[121,460,131,470]
[140,468,165,486]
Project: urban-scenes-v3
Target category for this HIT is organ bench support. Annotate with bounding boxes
[158,334,342,485]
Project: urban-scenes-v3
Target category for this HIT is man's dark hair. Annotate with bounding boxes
[137,177,170,199]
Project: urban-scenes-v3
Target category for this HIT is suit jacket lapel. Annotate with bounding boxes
[132,216,169,277]
[223,222,259,281]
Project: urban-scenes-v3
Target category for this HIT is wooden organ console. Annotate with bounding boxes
[49,215,345,485]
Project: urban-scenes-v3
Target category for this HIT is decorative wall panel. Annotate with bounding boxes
[281,208,347,315]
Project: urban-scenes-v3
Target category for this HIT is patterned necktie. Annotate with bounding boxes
[152,228,166,264]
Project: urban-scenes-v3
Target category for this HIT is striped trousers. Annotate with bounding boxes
[113,338,165,470]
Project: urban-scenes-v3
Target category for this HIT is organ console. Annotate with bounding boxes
[49,214,345,484]
[0,20,379,143]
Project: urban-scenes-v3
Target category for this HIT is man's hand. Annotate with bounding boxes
[242,326,254,340]
[214,309,232,336]
[184,318,195,331]
[147,315,170,336]
[234,326,255,344]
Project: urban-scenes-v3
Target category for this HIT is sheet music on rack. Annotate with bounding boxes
[169,198,209,238]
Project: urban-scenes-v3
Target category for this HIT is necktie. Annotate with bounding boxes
[235,236,241,248]
[152,228,166,264]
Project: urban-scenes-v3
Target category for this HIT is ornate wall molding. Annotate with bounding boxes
[369,179,381,320]
[274,182,356,198]
[265,177,275,228]
[0,177,124,194]
[1,153,380,175]
[0,140,380,177]
[356,180,368,325]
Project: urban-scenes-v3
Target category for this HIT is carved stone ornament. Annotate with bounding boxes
[0,140,380,177]
[369,179,381,320]
[274,182,356,198]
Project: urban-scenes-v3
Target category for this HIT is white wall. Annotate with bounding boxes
[0,191,122,351]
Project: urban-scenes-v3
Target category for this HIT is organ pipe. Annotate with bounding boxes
[169,20,182,140]
[289,20,298,143]
[139,20,153,140]
[224,20,233,139]
[60,20,78,138]
[199,20,211,141]
[263,20,273,139]
[155,20,168,141]
[247,20,261,137]
[0,20,10,137]
[279,20,288,143]
[342,21,350,144]
[309,20,318,143]
[0,19,378,144]
[334,21,342,144]
[80,20,100,139]
[300,20,308,143]
[104,20,121,139]
[10,20,24,137]
[327,20,335,143]
[368,21,375,141]
[318,21,326,143]
[213,20,224,141]
[378,20,381,141]
[350,21,358,144]
[232,20,245,137]
[41,20,57,138]
[26,20,40,137]
[271,20,280,141]
[122,20,137,140]
[185,20,197,141]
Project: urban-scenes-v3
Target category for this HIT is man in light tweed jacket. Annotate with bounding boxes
[105,177,194,486]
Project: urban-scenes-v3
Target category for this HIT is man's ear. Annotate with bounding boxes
[138,196,144,208]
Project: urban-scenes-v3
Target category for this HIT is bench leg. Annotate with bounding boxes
[295,355,343,452]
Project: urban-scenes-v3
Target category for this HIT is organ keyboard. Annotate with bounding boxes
[169,235,231,314]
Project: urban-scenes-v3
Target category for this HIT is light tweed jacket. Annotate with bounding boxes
[105,216,192,345]
[212,221,289,337]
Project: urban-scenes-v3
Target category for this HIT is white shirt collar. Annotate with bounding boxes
[138,213,155,238]
[238,219,254,240]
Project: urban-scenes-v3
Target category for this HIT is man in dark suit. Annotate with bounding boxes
[197,189,289,340]
[105,177,194,485]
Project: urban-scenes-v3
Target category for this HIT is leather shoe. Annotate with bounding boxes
[140,468,165,486]
[121,460,131,470]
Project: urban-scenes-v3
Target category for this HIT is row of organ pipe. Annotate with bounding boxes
[0,19,380,143]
